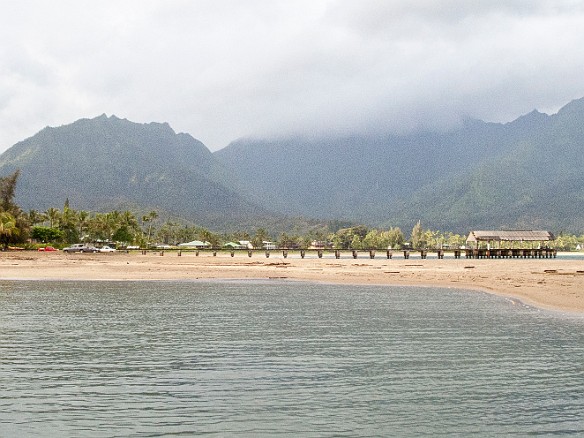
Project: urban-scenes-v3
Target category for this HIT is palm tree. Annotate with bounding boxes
[252,228,269,249]
[142,210,158,244]
[120,210,139,231]
[59,203,79,243]
[89,213,114,242]
[108,210,122,225]
[0,212,18,249]
[77,210,90,239]
[28,209,47,227]
[410,220,425,249]
[45,207,61,228]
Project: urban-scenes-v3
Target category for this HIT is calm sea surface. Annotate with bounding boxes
[1,280,583,437]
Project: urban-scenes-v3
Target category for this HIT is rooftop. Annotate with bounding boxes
[467,230,555,242]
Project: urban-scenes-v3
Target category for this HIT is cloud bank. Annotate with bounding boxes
[1,0,584,151]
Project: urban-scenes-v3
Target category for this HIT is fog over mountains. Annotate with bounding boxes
[218,98,584,232]
[1,97,584,233]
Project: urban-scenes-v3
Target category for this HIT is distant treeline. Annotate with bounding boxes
[2,171,583,250]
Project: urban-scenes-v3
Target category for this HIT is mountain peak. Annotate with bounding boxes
[88,113,126,124]
[556,97,584,117]
[507,109,549,128]
[66,114,177,137]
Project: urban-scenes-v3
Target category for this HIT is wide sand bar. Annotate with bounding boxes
[1,251,583,313]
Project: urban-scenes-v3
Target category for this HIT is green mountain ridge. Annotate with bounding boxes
[0,114,275,230]
[216,97,584,233]
[1,98,584,233]
[389,99,584,232]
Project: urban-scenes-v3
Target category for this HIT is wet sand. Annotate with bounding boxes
[1,251,583,313]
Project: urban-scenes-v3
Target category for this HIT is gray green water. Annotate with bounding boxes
[1,280,583,437]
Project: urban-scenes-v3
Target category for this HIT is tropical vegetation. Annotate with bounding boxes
[2,170,584,251]
[3,100,584,236]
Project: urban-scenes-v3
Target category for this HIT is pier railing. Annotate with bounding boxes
[463,248,557,259]
[138,248,557,259]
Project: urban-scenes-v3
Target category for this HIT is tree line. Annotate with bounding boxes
[2,171,584,251]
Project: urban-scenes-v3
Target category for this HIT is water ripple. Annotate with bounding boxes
[1,281,583,437]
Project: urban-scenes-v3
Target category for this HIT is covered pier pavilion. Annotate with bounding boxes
[465,230,556,259]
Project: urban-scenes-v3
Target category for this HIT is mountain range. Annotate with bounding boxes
[217,99,584,232]
[1,97,584,233]
[0,115,276,230]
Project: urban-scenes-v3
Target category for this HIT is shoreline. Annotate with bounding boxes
[1,251,583,313]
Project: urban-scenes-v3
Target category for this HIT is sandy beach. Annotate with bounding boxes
[1,250,583,313]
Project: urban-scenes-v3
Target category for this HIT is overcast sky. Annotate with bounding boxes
[1,0,584,152]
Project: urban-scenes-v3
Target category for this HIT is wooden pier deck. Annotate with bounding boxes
[463,248,557,259]
[147,248,557,260]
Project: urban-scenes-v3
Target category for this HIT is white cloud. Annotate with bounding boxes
[1,0,584,152]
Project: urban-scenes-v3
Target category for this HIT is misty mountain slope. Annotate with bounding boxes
[0,115,270,227]
[216,98,584,232]
[215,114,543,223]
[389,99,584,231]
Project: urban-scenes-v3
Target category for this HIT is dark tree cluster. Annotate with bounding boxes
[0,171,29,248]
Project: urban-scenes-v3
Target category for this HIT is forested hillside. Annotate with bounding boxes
[216,98,584,232]
[0,115,272,229]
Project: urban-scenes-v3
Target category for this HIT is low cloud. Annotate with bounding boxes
[1,0,583,151]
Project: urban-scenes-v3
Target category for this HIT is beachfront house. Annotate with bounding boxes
[178,240,210,249]
[310,240,328,249]
[224,242,247,249]
[239,240,254,249]
[263,241,277,250]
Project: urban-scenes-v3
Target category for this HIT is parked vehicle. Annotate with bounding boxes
[38,246,58,252]
[98,245,116,253]
[63,243,98,253]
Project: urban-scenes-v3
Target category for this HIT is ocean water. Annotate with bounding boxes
[0,280,583,437]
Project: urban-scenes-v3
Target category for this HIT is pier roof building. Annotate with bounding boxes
[466,230,555,247]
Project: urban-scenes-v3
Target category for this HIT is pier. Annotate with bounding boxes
[146,230,559,261]
[148,247,557,259]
